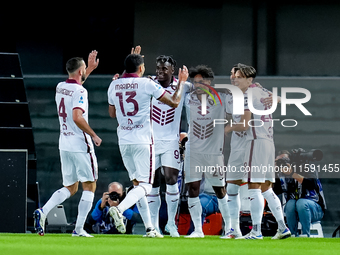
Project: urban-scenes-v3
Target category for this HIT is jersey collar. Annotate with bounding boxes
[65,78,82,85]
[122,73,140,78]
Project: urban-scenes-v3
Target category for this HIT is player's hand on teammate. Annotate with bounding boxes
[224,125,232,134]
[87,50,99,71]
[92,135,102,147]
[263,95,274,108]
[112,73,120,81]
[178,65,189,83]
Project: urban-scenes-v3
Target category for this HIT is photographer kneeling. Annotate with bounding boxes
[90,182,142,234]
[276,149,326,237]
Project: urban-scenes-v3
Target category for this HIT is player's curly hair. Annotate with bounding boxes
[156,55,177,68]
[189,65,214,79]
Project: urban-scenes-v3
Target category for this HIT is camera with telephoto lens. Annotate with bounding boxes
[290,148,323,164]
[277,148,323,167]
[108,191,121,202]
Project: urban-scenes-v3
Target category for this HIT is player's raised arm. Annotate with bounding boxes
[83,50,99,83]
[158,65,188,108]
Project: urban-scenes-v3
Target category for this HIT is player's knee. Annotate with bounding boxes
[139,182,152,195]
[164,167,179,185]
[213,187,226,199]
[227,183,240,196]
[164,175,178,185]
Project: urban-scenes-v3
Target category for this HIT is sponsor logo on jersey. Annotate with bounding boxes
[79,96,84,104]
[120,124,143,131]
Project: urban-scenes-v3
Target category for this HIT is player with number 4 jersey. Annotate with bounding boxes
[34,51,101,238]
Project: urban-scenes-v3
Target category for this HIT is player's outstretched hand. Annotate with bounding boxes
[93,135,102,147]
[131,45,144,57]
[88,50,99,71]
[178,65,189,83]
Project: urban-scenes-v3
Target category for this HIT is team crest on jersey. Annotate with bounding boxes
[152,106,175,126]
[193,121,214,140]
[197,105,210,116]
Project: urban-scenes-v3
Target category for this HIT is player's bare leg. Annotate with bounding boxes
[261,181,291,239]
[185,181,204,238]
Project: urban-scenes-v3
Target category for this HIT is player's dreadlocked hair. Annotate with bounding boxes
[189,65,214,80]
[156,55,177,68]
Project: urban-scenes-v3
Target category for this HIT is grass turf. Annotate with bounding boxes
[1,234,340,255]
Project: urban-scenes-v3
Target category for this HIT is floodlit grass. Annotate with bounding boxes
[0,233,339,255]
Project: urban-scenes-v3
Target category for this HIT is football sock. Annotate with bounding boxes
[262,188,287,230]
[217,195,231,232]
[188,197,203,233]
[147,187,161,230]
[165,184,180,226]
[248,189,264,236]
[137,196,154,230]
[227,183,241,232]
[75,190,94,233]
[118,185,149,213]
[42,187,71,215]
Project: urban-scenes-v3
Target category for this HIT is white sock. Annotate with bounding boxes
[262,188,286,230]
[137,196,154,230]
[248,189,264,235]
[188,197,203,233]
[165,184,180,226]
[75,191,94,233]
[118,184,150,213]
[227,184,241,232]
[147,187,161,230]
[217,195,231,233]
[42,187,71,215]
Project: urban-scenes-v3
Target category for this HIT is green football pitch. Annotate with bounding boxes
[1,234,339,255]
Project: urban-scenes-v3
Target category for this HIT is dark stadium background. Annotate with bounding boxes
[1,1,340,235]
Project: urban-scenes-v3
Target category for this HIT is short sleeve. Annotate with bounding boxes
[73,88,87,113]
[147,79,165,99]
[108,81,115,106]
